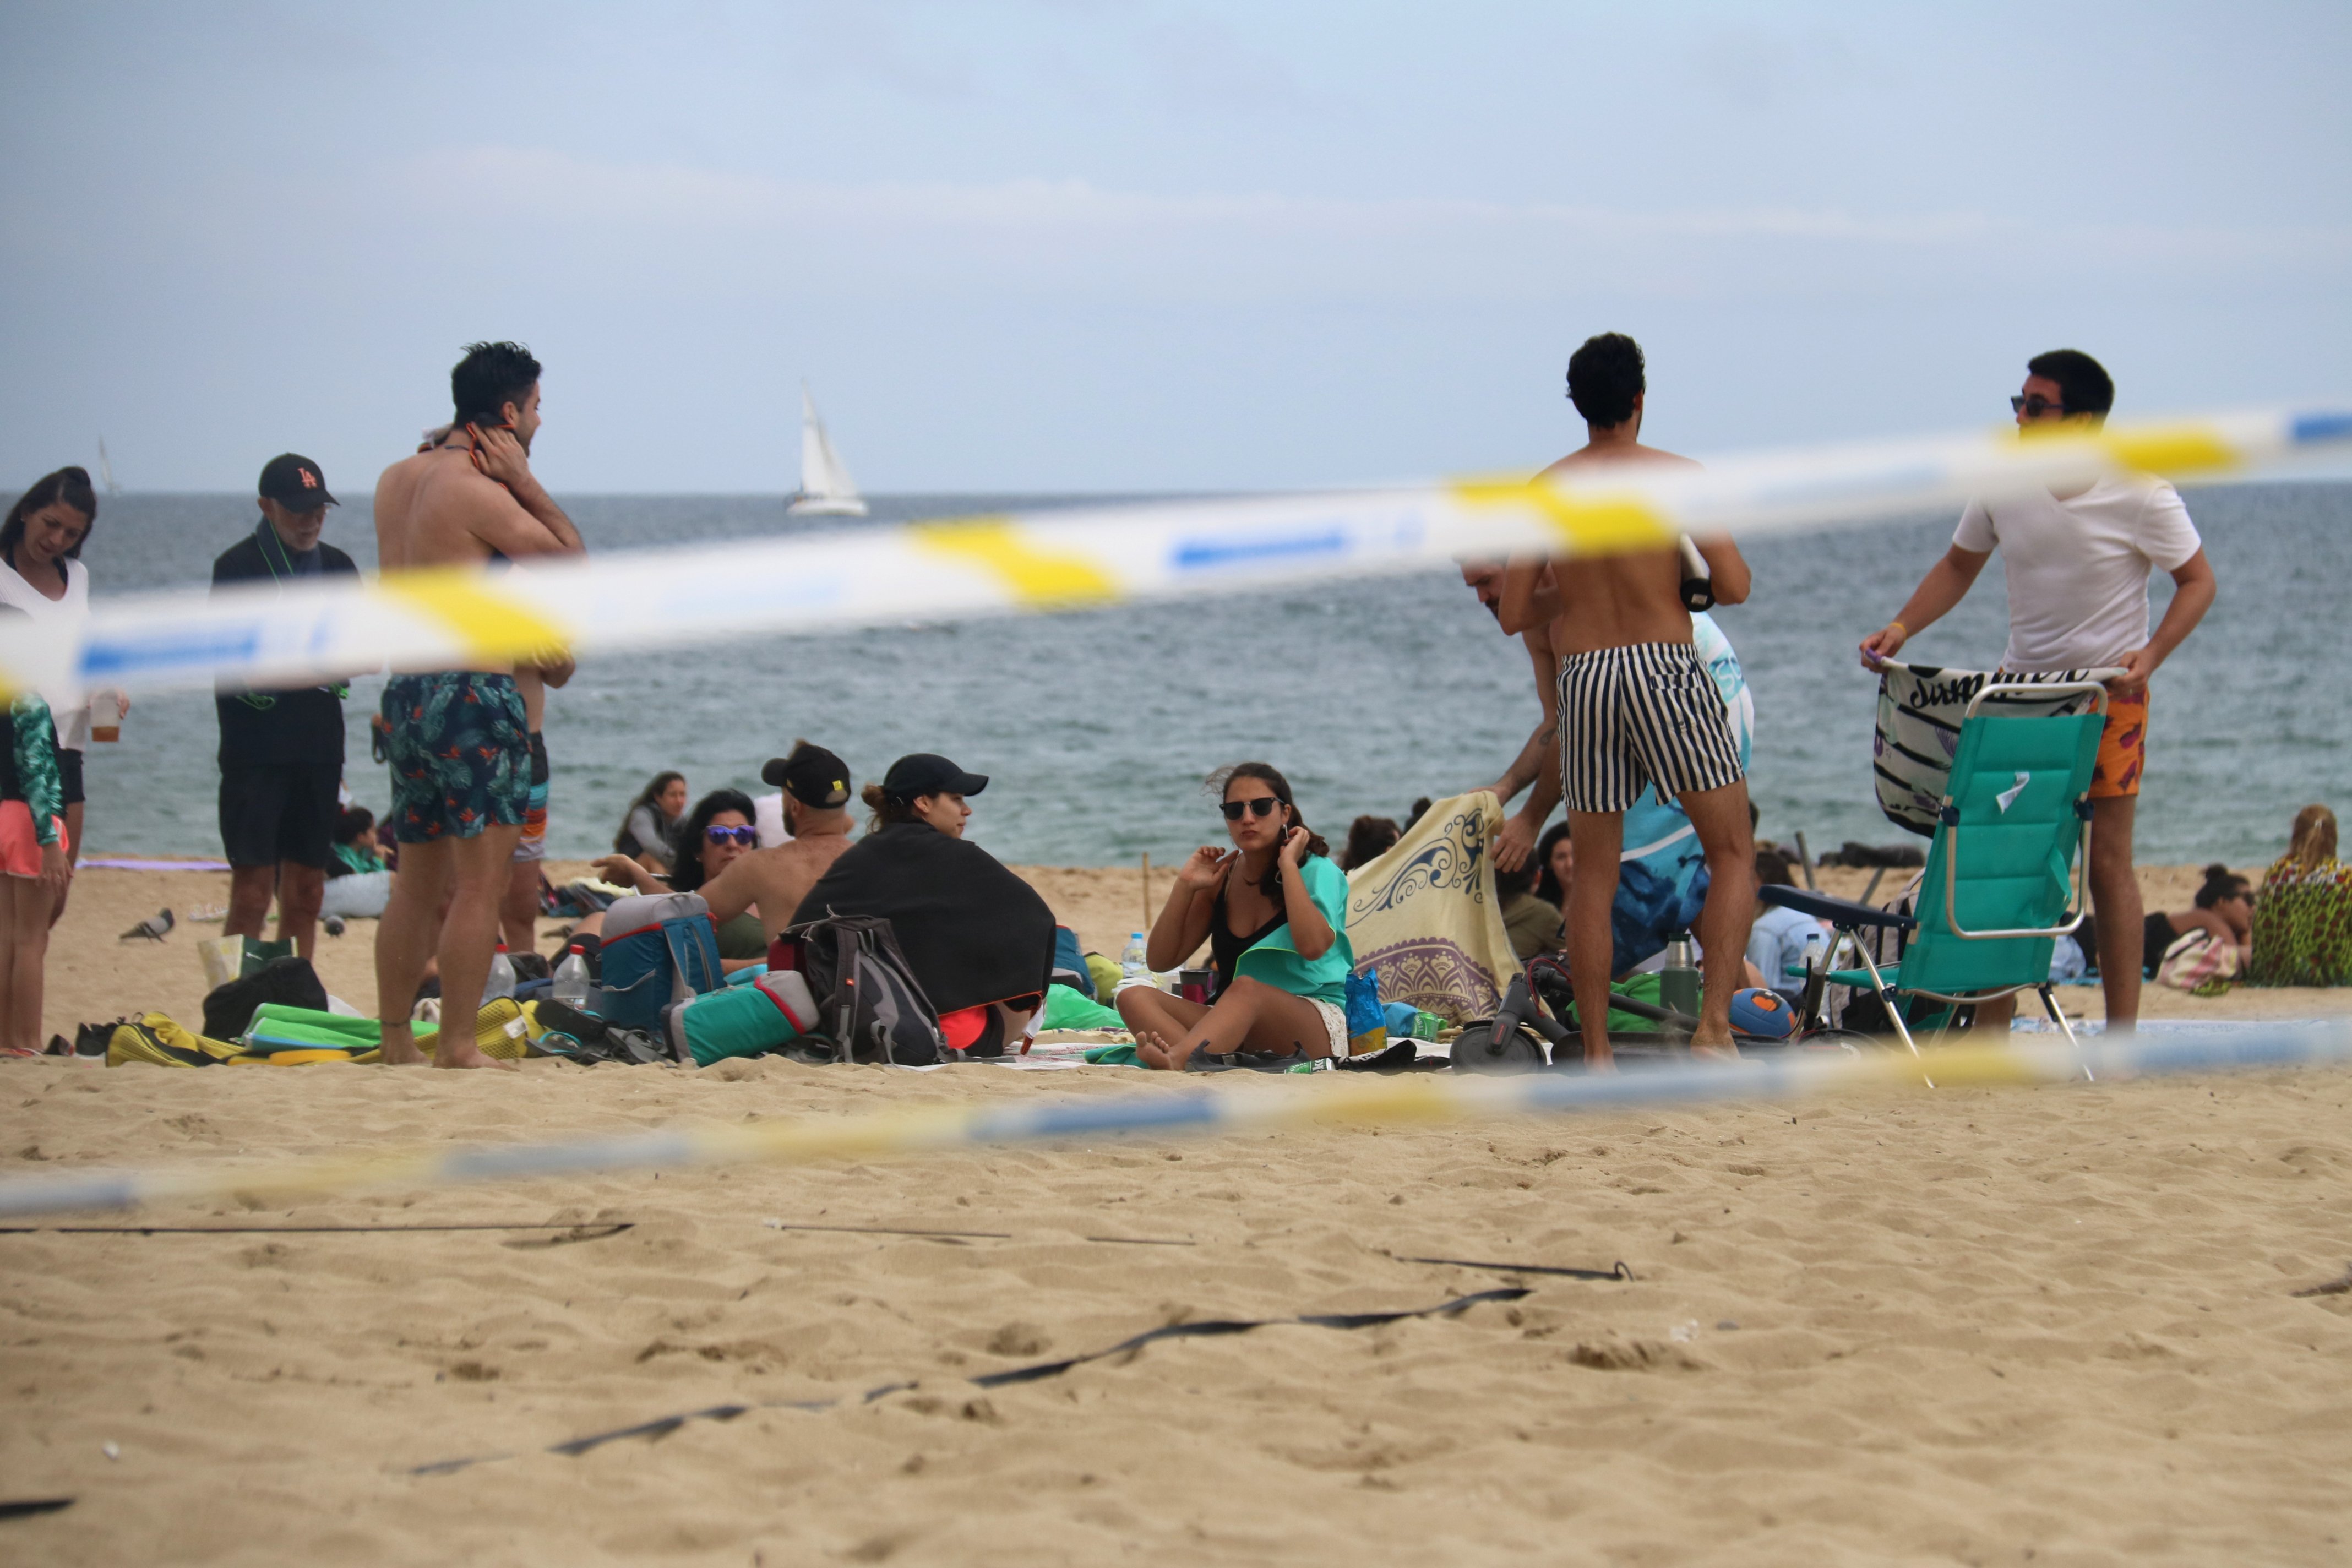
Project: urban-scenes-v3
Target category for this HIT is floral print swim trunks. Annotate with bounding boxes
[382,673,531,843]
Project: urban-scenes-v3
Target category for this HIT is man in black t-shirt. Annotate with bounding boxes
[212,453,360,960]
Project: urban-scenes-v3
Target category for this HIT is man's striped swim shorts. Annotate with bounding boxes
[1556,640,1745,814]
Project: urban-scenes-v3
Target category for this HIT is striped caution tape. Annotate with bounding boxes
[0,1022,2344,1221]
[0,406,2343,701]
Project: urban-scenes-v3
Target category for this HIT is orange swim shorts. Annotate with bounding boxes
[2090,685,2148,799]
[0,799,69,877]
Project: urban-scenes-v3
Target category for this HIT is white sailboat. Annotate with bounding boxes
[785,385,868,517]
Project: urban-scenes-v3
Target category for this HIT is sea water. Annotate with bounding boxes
[66,482,2349,869]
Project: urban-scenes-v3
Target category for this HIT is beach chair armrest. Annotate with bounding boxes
[1758,883,1917,930]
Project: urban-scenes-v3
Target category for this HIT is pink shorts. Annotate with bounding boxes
[0,800,68,878]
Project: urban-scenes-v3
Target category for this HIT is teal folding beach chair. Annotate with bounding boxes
[1761,678,2108,1071]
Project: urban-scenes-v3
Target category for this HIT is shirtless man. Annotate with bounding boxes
[1495,332,1753,1065]
[372,341,585,1066]
[598,742,858,947]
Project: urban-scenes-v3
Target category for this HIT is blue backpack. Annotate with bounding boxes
[597,892,724,1032]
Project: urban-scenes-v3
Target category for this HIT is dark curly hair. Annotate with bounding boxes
[666,788,758,893]
[1567,331,1645,427]
[451,340,543,427]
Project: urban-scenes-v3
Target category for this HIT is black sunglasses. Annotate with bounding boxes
[1220,796,1282,821]
[2010,393,2065,417]
[703,824,758,846]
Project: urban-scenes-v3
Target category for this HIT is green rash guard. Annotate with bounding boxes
[7,694,62,844]
[1231,854,1355,1006]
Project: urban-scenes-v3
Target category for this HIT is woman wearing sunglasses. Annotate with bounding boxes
[591,787,769,970]
[1121,762,1356,1071]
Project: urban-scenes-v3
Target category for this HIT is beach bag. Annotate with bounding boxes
[777,913,950,1065]
[665,971,818,1067]
[1344,967,1386,1056]
[107,1013,249,1068]
[1050,925,1096,999]
[2157,929,2242,993]
[202,955,330,1041]
[597,892,723,1032]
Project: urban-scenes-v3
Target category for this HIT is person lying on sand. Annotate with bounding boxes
[1118,763,1355,1071]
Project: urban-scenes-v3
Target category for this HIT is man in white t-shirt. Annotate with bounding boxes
[1858,350,2217,1031]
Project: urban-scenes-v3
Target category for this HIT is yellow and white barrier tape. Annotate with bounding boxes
[1,407,2344,700]
[0,1022,2344,1220]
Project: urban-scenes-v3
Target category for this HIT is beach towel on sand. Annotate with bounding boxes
[1344,792,1520,1023]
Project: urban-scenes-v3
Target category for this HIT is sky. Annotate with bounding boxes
[2,1,2346,494]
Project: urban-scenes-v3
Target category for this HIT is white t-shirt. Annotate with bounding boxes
[0,555,92,749]
[1953,478,2202,673]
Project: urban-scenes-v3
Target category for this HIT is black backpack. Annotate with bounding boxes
[202,955,329,1041]
[778,913,951,1065]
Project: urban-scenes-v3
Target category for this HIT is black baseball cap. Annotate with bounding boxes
[881,753,987,800]
[761,741,853,809]
[259,453,337,510]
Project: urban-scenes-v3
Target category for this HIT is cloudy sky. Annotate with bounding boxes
[2,1,2345,493]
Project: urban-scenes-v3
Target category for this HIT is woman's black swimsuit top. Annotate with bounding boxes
[1209,881,1287,997]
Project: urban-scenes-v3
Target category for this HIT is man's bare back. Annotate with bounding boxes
[699,829,854,944]
[1504,438,1746,654]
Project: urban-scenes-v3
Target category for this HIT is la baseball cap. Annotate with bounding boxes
[761,741,852,808]
[259,453,337,510]
[881,753,988,800]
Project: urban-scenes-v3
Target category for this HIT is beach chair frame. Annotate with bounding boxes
[1767,677,2110,1076]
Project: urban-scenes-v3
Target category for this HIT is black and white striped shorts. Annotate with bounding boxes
[1556,641,1745,813]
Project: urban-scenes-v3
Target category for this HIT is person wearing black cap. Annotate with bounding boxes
[209,453,360,960]
[595,741,861,958]
[796,752,1055,1054]
[859,752,986,838]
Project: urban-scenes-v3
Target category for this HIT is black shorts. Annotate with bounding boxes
[58,746,84,807]
[220,763,341,870]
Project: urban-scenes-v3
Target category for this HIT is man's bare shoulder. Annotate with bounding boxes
[1542,444,1701,476]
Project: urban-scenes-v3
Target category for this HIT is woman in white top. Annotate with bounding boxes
[0,468,128,913]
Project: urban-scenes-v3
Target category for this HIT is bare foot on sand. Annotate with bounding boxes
[1689,1035,1743,1064]
[1135,1030,1191,1071]
[379,1035,431,1067]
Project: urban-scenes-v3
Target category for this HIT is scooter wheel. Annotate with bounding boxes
[1449,1021,1546,1073]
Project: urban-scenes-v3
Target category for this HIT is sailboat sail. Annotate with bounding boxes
[787,387,868,516]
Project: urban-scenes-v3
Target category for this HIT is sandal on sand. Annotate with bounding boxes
[1184,1047,1309,1074]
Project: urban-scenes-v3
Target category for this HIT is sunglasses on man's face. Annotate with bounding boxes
[704,825,758,847]
[1221,796,1282,821]
[2010,393,2065,418]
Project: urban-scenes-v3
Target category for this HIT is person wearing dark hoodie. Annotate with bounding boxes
[789,753,1054,1055]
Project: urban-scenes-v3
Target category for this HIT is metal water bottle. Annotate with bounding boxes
[1659,930,1701,1023]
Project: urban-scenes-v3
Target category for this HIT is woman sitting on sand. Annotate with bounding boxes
[790,754,1056,1054]
[2138,864,2255,976]
[2250,805,2351,987]
[1533,821,1575,917]
[590,788,769,971]
[613,771,687,873]
[1119,763,1355,1071]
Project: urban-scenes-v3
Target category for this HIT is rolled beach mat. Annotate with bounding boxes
[1,406,2344,703]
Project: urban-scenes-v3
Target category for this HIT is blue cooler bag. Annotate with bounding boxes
[598,892,724,1032]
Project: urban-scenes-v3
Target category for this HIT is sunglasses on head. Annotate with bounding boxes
[703,824,758,847]
[1220,796,1282,821]
[2010,393,2065,417]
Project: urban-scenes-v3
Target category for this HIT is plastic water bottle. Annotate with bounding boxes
[1121,932,1150,983]
[1799,930,1827,984]
[481,942,516,1007]
[552,944,591,1008]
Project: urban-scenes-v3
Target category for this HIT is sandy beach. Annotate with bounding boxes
[2,861,2348,1561]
